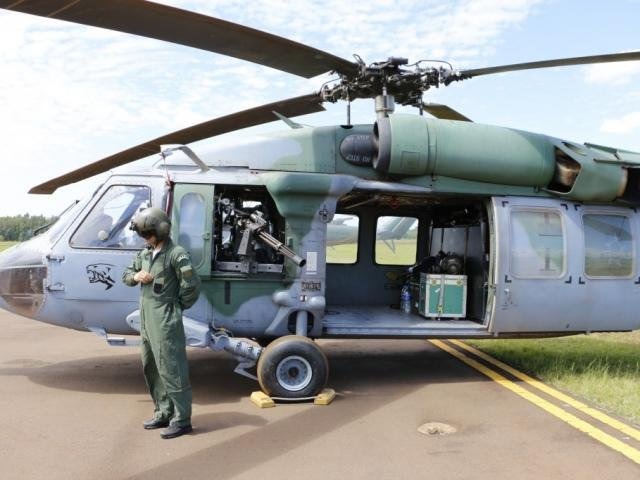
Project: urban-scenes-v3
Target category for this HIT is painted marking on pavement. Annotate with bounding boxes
[450,339,640,443]
[430,339,640,465]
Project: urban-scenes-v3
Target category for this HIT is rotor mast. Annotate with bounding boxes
[321,56,444,119]
[375,90,395,119]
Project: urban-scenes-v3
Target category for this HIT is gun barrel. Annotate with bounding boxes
[257,231,306,267]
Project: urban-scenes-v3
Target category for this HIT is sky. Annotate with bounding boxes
[0,0,639,216]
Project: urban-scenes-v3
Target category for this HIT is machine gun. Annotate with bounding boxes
[237,211,306,267]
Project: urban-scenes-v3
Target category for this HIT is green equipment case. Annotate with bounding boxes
[418,273,467,319]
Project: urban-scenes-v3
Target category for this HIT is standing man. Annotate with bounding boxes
[122,207,201,439]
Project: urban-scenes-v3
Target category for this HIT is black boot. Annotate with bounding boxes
[160,424,193,439]
[143,417,170,430]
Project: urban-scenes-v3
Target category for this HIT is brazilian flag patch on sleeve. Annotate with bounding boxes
[180,266,193,278]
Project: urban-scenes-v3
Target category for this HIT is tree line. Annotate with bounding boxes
[0,214,57,241]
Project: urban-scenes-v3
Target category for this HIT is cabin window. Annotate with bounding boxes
[509,209,565,278]
[583,214,634,277]
[374,216,418,265]
[326,214,359,264]
[177,192,206,269]
[70,185,150,249]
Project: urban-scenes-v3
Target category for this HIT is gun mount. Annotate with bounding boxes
[240,211,306,267]
[213,190,304,274]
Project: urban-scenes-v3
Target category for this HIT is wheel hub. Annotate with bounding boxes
[276,355,313,392]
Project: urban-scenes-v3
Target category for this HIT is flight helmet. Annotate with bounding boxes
[130,207,171,240]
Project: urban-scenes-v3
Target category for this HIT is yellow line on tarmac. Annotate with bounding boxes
[449,339,640,443]
[429,339,640,465]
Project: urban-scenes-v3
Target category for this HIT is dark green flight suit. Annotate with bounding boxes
[123,239,201,427]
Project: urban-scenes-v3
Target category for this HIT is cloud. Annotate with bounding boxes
[600,111,640,134]
[0,0,542,215]
[160,0,543,66]
[584,60,640,86]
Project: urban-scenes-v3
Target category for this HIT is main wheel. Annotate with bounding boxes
[257,335,328,398]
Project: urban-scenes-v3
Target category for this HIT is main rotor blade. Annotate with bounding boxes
[422,103,472,122]
[460,51,640,78]
[0,0,357,78]
[29,93,325,194]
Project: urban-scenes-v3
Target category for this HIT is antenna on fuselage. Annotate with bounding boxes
[160,145,209,172]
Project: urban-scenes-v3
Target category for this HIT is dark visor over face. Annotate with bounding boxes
[139,231,155,239]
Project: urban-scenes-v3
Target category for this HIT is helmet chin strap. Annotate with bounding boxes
[144,236,164,250]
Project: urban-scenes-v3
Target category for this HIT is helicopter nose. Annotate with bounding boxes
[0,236,48,318]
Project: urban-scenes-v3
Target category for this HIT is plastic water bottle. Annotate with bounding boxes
[401,284,412,314]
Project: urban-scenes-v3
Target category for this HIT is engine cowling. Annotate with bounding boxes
[370,114,629,202]
[373,114,556,186]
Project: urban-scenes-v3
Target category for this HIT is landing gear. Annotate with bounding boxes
[257,335,328,398]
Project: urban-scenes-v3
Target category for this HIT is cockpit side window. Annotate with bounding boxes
[70,185,150,249]
[46,200,84,242]
[177,192,206,269]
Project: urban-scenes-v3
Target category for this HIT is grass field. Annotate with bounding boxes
[326,239,417,265]
[469,332,640,424]
[0,241,17,252]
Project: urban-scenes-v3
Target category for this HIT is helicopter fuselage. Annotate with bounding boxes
[1,118,639,342]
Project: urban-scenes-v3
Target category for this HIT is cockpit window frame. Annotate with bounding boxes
[68,184,152,251]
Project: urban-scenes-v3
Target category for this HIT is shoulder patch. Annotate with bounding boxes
[176,253,190,263]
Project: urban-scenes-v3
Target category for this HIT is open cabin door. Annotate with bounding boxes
[171,183,214,276]
[491,196,587,334]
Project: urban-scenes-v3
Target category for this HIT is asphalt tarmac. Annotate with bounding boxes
[1,310,639,480]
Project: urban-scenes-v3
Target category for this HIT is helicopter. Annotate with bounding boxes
[1,0,640,399]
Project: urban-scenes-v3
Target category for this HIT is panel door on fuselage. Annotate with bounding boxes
[46,180,164,332]
[53,182,155,302]
[491,197,587,333]
[576,205,640,331]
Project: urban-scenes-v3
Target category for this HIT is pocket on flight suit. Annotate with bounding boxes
[153,277,165,295]
[152,272,174,301]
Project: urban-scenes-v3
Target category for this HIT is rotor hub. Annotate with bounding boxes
[320,56,466,108]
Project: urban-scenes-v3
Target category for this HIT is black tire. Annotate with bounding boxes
[257,335,328,398]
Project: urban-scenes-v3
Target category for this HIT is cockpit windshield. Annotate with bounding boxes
[44,199,85,243]
[70,185,151,249]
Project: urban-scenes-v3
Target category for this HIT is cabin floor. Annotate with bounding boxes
[322,305,489,338]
